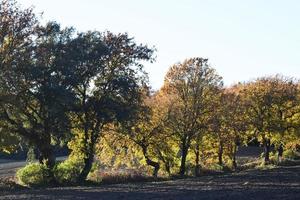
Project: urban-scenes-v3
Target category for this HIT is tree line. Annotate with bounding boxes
[0,0,299,183]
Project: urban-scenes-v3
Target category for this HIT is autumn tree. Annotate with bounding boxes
[118,91,174,177]
[162,58,223,176]
[210,86,247,169]
[240,76,299,163]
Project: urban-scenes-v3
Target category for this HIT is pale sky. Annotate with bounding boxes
[18,0,300,89]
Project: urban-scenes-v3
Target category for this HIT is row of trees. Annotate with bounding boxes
[1,0,300,182]
[97,58,300,177]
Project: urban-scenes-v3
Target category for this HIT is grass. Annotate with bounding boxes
[88,170,169,185]
[0,176,26,191]
[1,152,300,189]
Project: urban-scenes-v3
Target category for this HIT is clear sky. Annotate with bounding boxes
[18,0,300,89]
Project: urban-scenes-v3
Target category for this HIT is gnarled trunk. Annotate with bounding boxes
[78,131,97,182]
[78,148,94,182]
[77,121,101,182]
[38,145,56,169]
[142,145,160,177]
[37,134,56,170]
[37,140,56,183]
[146,157,160,177]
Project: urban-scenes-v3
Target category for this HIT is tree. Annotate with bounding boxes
[210,87,247,169]
[240,76,299,163]
[68,31,155,182]
[118,91,173,177]
[162,58,223,176]
[0,20,78,175]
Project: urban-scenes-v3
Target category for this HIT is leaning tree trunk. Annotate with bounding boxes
[77,124,100,182]
[146,158,160,177]
[78,120,103,182]
[78,150,94,182]
[78,139,96,182]
[142,145,160,177]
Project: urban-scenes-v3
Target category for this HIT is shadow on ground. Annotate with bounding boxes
[1,165,300,200]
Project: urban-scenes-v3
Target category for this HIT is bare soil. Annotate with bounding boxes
[1,165,299,200]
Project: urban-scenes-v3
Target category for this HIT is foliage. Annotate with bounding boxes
[1,0,300,186]
[0,128,19,154]
[16,163,50,186]
[162,57,223,176]
[53,158,84,184]
[240,76,299,163]
[68,31,155,181]
[283,149,300,160]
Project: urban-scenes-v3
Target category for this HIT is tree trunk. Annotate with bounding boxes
[232,143,237,170]
[165,161,171,176]
[194,146,201,176]
[263,138,271,164]
[218,140,223,166]
[78,121,101,182]
[179,144,188,176]
[38,142,56,183]
[156,148,171,176]
[142,146,160,177]
[78,149,94,182]
[78,130,96,183]
[37,134,55,170]
[277,144,284,163]
[146,157,160,177]
[39,145,56,169]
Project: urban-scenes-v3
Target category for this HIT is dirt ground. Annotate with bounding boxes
[1,165,299,200]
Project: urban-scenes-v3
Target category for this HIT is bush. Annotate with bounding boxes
[16,163,50,186]
[283,149,300,160]
[54,158,83,184]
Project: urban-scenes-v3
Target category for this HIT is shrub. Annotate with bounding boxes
[283,149,300,160]
[16,163,50,186]
[54,158,83,184]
